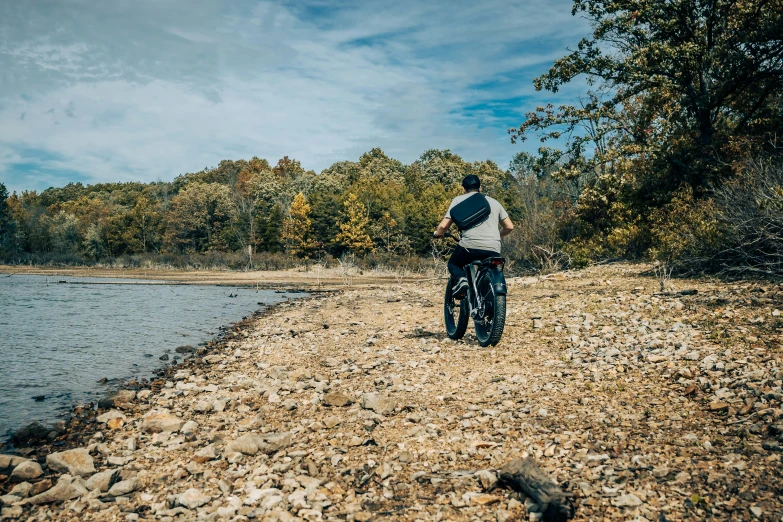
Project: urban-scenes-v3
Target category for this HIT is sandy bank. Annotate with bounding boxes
[1,264,782,521]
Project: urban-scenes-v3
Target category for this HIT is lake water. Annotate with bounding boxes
[0,274,297,441]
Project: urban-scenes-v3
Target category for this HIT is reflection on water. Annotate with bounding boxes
[0,274,295,440]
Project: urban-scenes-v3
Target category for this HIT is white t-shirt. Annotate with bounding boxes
[445,192,508,253]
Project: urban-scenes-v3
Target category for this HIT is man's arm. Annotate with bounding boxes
[434,217,453,237]
[500,217,514,238]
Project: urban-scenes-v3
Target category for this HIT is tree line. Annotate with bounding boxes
[0,150,529,269]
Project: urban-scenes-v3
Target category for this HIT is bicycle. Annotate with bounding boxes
[441,233,507,346]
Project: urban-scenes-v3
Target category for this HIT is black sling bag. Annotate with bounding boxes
[450,193,491,231]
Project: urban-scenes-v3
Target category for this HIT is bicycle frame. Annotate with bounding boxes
[464,259,506,319]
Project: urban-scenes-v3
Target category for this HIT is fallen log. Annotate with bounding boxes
[498,457,575,522]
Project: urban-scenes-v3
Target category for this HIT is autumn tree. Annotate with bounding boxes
[281,192,317,259]
[335,193,374,255]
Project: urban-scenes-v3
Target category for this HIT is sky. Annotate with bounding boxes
[0,0,591,194]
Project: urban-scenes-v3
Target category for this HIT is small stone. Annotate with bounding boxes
[10,460,43,482]
[25,474,88,505]
[282,399,298,411]
[538,408,548,417]
[108,478,139,496]
[179,488,211,509]
[612,493,642,507]
[9,482,32,498]
[323,391,353,407]
[0,495,21,505]
[86,469,120,492]
[709,401,730,412]
[468,493,501,506]
[652,466,669,478]
[96,410,126,423]
[323,416,342,428]
[361,392,397,415]
[141,410,185,433]
[46,448,95,477]
[496,509,513,522]
[0,455,29,471]
[1,506,23,519]
[181,420,199,435]
[30,479,52,496]
[476,470,498,490]
[193,445,217,463]
[355,511,373,522]
[750,506,763,518]
[226,432,293,455]
[398,451,414,463]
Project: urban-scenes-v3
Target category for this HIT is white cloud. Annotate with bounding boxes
[0,0,591,193]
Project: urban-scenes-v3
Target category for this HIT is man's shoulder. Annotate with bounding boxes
[484,195,504,207]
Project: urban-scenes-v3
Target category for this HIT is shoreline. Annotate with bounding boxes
[0,289,325,451]
[0,295,311,454]
[1,264,782,520]
[0,265,432,290]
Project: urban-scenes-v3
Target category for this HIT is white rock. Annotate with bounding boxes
[10,461,43,482]
[86,469,120,492]
[108,478,139,496]
[25,475,88,505]
[360,393,397,415]
[96,410,126,424]
[141,410,185,433]
[46,448,95,477]
[181,421,199,435]
[612,493,642,507]
[178,488,211,509]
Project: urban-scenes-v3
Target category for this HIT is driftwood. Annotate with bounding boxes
[498,457,575,522]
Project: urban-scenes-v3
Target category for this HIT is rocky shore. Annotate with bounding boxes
[1,264,782,521]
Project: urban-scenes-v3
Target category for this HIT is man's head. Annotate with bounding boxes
[462,175,481,192]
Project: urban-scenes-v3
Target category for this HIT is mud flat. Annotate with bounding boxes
[1,263,782,521]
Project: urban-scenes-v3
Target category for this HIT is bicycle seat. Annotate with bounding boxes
[472,257,505,267]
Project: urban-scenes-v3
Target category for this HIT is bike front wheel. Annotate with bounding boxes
[444,281,468,340]
[474,272,506,346]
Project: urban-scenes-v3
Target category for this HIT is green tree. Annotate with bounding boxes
[82,224,104,260]
[281,192,317,259]
[0,183,18,254]
[165,183,236,253]
[255,203,284,253]
[511,0,783,191]
[335,193,374,255]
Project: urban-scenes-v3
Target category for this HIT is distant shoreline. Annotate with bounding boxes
[0,264,427,289]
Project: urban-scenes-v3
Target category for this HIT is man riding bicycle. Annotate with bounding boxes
[433,175,514,298]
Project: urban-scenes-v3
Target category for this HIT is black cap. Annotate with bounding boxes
[462,175,480,191]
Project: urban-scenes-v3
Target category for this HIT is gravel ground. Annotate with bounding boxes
[2,263,782,521]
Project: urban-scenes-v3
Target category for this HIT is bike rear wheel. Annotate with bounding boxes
[444,281,468,340]
[474,272,506,346]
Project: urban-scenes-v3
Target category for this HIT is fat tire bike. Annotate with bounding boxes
[442,235,508,347]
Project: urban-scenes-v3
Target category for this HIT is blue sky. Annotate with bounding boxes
[0,0,591,194]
